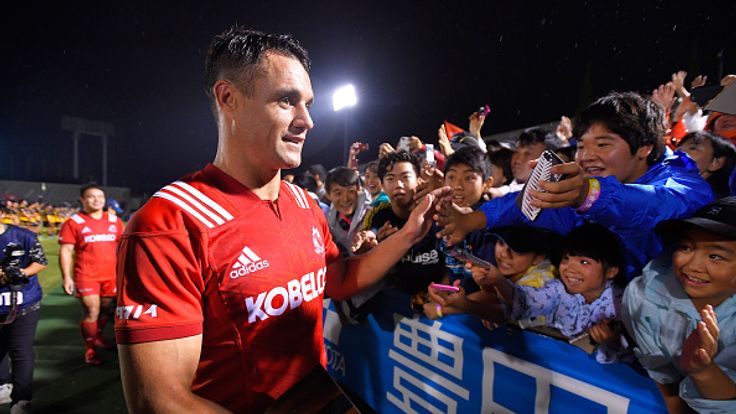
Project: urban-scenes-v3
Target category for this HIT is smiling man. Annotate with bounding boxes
[59,184,124,366]
[437,92,714,280]
[114,27,440,413]
[325,167,372,256]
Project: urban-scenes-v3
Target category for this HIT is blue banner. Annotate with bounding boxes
[323,289,667,413]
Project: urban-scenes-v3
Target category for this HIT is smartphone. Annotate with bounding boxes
[478,104,491,117]
[446,246,493,268]
[425,144,435,166]
[516,150,565,221]
[430,282,461,293]
[397,136,411,152]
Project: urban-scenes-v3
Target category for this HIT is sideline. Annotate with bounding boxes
[0,236,126,413]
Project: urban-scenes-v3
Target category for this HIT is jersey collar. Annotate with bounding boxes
[200,163,275,212]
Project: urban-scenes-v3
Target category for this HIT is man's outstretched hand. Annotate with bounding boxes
[432,187,484,246]
[402,187,448,245]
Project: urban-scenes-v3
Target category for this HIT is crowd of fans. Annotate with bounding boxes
[290,71,736,412]
[0,197,125,236]
[0,199,77,236]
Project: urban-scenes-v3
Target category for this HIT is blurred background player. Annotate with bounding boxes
[58,184,124,365]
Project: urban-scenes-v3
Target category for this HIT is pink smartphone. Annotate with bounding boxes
[430,282,460,293]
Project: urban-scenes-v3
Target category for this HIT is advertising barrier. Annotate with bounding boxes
[323,289,667,413]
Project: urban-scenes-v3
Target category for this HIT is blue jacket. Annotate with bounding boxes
[478,152,714,280]
[0,225,47,313]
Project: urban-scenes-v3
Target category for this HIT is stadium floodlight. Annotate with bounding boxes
[332,84,358,112]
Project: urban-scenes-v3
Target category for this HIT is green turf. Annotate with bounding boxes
[37,236,62,297]
[0,236,127,413]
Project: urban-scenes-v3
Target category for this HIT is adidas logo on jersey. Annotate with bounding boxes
[81,226,92,234]
[229,246,270,279]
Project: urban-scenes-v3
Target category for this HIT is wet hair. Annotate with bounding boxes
[558,223,626,287]
[574,91,666,166]
[378,152,421,181]
[517,127,548,148]
[488,147,514,185]
[678,131,736,198]
[80,183,104,197]
[325,167,361,192]
[204,26,310,109]
[444,146,491,180]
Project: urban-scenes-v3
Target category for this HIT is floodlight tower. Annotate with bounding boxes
[61,116,115,185]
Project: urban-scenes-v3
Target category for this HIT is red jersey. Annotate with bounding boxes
[59,211,124,281]
[114,164,340,413]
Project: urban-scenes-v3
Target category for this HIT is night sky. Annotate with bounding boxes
[2,1,734,196]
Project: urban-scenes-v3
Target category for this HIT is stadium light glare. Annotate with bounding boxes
[332,84,357,112]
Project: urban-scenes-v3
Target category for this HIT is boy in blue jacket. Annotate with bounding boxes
[437,91,714,280]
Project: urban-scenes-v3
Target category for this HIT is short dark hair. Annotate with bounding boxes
[444,147,491,180]
[574,91,666,165]
[678,131,736,198]
[307,164,328,181]
[325,167,361,192]
[204,26,310,108]
[517,127,548,148]
[294,171,318,194]
[80,183,104,197]
[378,152,421,181]
[559,223,626,287]
[365,160,379,174]
[488,148,514,186]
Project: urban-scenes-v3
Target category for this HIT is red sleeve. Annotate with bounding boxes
[58,220,77,245]
[114,231,206,344]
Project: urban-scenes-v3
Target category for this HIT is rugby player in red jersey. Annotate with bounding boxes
[114,27,442,413]
[59,184,124,365]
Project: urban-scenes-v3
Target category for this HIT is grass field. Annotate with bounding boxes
[37,236,62,297]
[0,235,127,414]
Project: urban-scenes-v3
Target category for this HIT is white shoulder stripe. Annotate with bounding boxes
[285,183,310,209]
[70,214,85,224]
[173,181,234,221]
[152,192,215,229]
[161,185,226,226]
[297,186,311,208]
[289,184,307,209]
[298,187,312,209]
[108,214,118,223]
[284,183,302,208]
